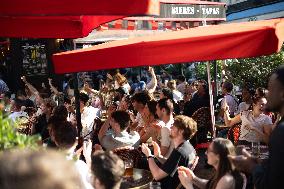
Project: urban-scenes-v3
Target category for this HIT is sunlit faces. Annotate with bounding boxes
[40,103,48,113]
[169,125,180,139]
[205,143,219,167]
[132,100,143,112]
[253,97,267,112]
[119,97,129,110]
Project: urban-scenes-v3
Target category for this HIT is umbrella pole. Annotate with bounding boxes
[206,62,216,138]
[213,60,218,106]
[72,40,82,137]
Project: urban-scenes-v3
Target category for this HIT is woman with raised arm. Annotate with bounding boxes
[146,66,158,95]
[223,96,273,144]
[21,76,43,106]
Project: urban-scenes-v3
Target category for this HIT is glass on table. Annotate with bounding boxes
[149,181,161,189]
[251,142,260,157]
[124,159,134,177]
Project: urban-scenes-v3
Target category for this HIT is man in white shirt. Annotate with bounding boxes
[79,93,100,139]
[52,121,94,189]
[156,98,175,157]
[221,82,239,117]
[8,98,28,122]
[98,110,140,151]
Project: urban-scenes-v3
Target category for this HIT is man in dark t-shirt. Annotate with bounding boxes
[141,115,197,189]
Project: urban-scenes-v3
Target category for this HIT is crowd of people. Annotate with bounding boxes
[0,65,283,189]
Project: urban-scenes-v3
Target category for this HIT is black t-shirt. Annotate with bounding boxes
[183,94,210,117]
[253,118,284,189]
[159,140,196,189]
[34,114,49,141]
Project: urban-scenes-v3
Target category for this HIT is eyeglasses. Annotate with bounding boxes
[206,148,215,154]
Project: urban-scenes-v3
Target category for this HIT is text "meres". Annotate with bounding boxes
[172,7,194,15]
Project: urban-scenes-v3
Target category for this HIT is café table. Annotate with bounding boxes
[120,168,153,189]
[237,144,269,161]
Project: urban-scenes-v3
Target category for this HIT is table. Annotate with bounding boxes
[215,123,230,131]
[215,123,231,136]
[237,144,269,161]
[120,168,153,189]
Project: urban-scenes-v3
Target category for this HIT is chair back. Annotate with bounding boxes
[227,123,241,145]
[191,107,213,144]
[112,146,143,168]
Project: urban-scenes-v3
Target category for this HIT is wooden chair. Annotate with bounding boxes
[191,107,213,145]
[112,146,144,168]
[227,123,241,145]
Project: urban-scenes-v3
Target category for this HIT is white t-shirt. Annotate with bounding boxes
[173,90,184,103]
[8,111,29,122]
[66,154,93,189]
[236,102,251,114]
[221,94,239,115]
[239,110,272,142]
[160,118,174,149]
[81,106,100,138]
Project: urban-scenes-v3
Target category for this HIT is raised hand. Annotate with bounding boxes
[21,76,27,83]
[141,143,151,157]
[178,166,194,189]
[152,141,161,157]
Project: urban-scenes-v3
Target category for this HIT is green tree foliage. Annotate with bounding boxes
[0,112,40,151]
[194,61,223,81]
[193,47,284,88]
[226,50,284,88]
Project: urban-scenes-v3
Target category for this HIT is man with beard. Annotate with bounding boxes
[229,65,284,189]
[141,115,197,189]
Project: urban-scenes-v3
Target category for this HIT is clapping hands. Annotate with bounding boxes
[178,166,195,189]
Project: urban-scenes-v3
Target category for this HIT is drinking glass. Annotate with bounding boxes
[251,142,260,156]
[124,159,134,177]
[150,181,161,189]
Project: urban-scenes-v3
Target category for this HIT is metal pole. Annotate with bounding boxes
[213,60,218,107]
[72,41,82,137]
[206,62,216,138]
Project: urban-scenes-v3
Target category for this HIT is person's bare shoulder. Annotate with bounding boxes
[215,174,235,189]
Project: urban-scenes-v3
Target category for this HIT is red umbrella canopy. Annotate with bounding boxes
[52,18,284,74]
[0,16,124,38]
[0,0,159,16]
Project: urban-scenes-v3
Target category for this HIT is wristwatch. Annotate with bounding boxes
[147,155,155,160]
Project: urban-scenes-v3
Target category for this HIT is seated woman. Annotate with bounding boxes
[139,100,163,144]
[178,138,245,189]
[223,96,273,145]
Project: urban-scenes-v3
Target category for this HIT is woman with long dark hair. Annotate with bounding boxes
[178,138,245,189]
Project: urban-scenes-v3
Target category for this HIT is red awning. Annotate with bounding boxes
[160,0,225,5]
[0,16,124,38]
[52,18,284,74]
[0,0,159,16]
